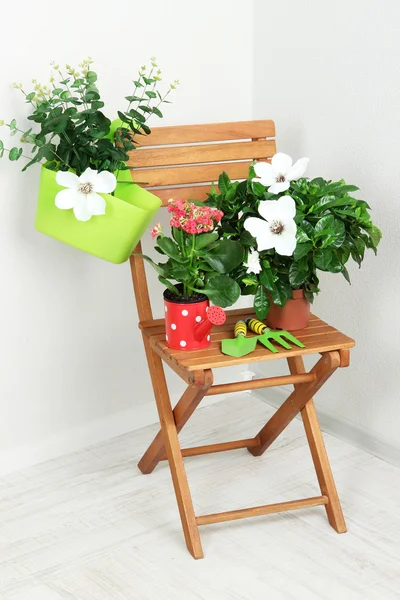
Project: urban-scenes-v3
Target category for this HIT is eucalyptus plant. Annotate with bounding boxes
[205,162,382,319]
[0,57,178,176]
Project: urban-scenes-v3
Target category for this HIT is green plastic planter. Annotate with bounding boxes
[35,166,161,263]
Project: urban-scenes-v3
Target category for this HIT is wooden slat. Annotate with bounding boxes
[206,373,316,396]
[160,437,260,460]
[150,324,337,347]
[147,185,214,206]
[133,120,276,146]
[132,160,256,187]
[128,140,275,168]
[196,496,329,526]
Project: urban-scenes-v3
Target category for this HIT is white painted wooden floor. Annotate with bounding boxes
[1,394,399,600]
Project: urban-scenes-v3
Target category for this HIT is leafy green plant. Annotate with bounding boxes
[205,167,382,319]
[141,200,244,307]
[0,57,178,176]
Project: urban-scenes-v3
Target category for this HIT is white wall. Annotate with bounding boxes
[253,0,400,457]
[0,0,254,473]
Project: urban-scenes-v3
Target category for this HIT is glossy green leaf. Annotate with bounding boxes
[259,265,277,292]
[289,261,308,287]
[218,172,231,195]
[315,215,335,235]
[203,240,244,273]
[293,242,312,261]
[342,265,351,283]
[314,248,333,271]
[364,225,382,248]
[254,285,270,320]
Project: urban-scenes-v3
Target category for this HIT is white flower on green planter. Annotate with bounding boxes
[244,196,297,256]
[55,168,117,222]
[244,249,262,274]
[253,153,309,194]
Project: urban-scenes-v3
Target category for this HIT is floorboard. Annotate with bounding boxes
[0,394,399,600]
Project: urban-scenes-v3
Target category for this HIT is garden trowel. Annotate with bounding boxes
[221,320,258,357]
[246,318,305,352]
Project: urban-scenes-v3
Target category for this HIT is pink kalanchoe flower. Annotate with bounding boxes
[168,199,224,234]
[150,222,163,239]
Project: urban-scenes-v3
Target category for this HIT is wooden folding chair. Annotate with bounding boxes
[129,121,355,559]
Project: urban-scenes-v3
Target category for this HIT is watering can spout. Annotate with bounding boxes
[194,306,226,342]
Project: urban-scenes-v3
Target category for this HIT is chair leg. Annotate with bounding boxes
[287,356,347,533]
[143,337,203,559]
[249,351,341,456]
[138,369,213,474]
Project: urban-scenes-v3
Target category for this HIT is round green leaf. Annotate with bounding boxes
[86,71,98,83]
[194,232,218,250]
[9,147,20,161]
[201,275,240,308]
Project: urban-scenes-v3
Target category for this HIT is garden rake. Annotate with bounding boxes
[246,318,305,352]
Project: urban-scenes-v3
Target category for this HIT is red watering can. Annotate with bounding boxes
[164,291,226,350]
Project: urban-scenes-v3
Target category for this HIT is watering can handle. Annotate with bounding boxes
[234,321,247,338]
[246,318,267,335]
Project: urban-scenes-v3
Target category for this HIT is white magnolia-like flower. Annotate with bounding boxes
[253,153,309,194]
[244,249,262,274]
[55,168,117,222]
[244,196,297,256]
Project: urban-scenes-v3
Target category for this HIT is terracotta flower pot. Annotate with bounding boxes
[163,288,226,350]
[267,289,310,331]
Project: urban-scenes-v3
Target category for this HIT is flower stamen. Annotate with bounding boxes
[78,182,94,195]
[270,220,284,235]
[276,174,286,182]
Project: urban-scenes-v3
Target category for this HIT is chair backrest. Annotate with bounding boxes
[129,120,276,321]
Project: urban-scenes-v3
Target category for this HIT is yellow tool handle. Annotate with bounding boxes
[246,318,267,335]
[234,320,247,338]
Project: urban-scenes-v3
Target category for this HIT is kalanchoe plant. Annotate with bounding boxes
[0,56,178,176]
[142,200,244,308]
[205,153,382,319]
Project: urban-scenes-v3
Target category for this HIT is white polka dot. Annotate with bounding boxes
[171,323,177,330]
[165,306,168,312]
[166,334,169,341]
[195,315,202,323]
[182,309,189,316]
[180,340,187,347]
[207,335,210,341]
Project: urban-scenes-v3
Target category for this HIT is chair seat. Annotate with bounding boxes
[139,308,355,373]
